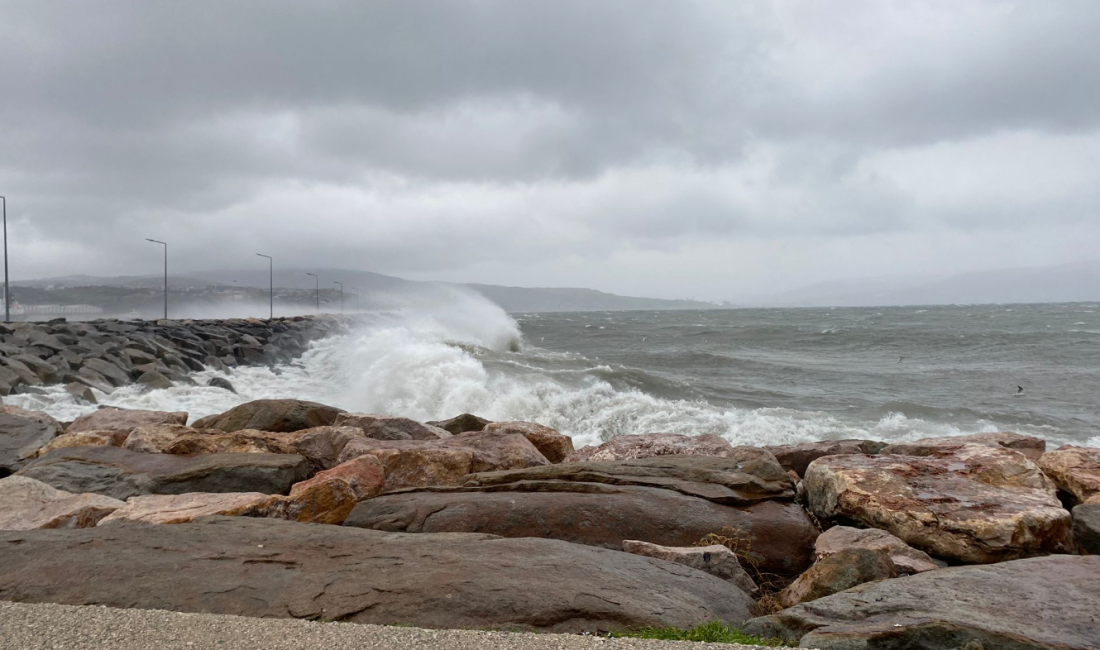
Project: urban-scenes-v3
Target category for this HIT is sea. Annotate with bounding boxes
[9,295,1100,449]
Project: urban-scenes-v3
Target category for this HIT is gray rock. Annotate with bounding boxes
[744,554,1100,650]
[73,368,115,394]
[622,540,757,594]
[137,370,174,390]
[63,382,97,404]
[193,399,345,433]
[777,547,896,608]
[207,377,237,393]
[16,446,310,499]
[0,412,62,476]
[427,413,492,435]
[1073,501,1100,554]
[1,358,43,386]
[11,355,58,382]
[0,517,755,633]
[81,358,130,387]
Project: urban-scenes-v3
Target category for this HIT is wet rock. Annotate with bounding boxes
[291,426,368,472]
[570,432,736,462]
[334,413,451,441]
[1038,445,1100,505]
[338,431,550,492]
[622,540,757,594]
[0,516,755,633]
[33,430,130,457]
[464,451,795,505]
[193,399,344,433]
[63,382,96,404]
[17,446,311,500]
[98,492,286,525]
[81,358,131,387]
[0,405,64,431]
[74,368,115,394]
[804,444,1073,563]
[164,429,302,455]
[882,431,1046,462]
[136,370,173,390]
[0,475,123,530]
[121,424,198,454]
[346,485,816,576]
[1072,497,1100,555]
[286,456,385,525]
[426,413,491,435]
[0,410,63,476]
[206,376,236,393]
[68,408,187,435]
[10,354,58,382]
[778,548,897,608]
[1,357,43,386]
[484,421,573,463]
[813,525,940,575]
[743,555,1100,650]
[763,439,886,477]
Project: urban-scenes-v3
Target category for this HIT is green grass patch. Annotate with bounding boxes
[610,621,789,646]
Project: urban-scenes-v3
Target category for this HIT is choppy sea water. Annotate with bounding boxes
[9,297,1100,449]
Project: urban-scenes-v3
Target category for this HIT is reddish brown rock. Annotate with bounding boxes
[882,431,1046,462]
[68,408,187,435]
[121,424,199,454]
[427,413,491,435]
[778,548,896,608]
[285,456,385,525]
[570,432,736,462]
[804,444,1072,563]
[484,421,574,463]
[164,429,303,456]
[337,431,549,492]
[622,540,757,594]
[814,525,940,575]
[1038,445,1100,505]
[98,492,286,525]
[33,430,129,457]
[763,439,886,477]
[291,426,368,471]
[334,413,450,441]
[192,399,344,433]
[0,475,123,530]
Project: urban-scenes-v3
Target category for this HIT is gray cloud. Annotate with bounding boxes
[0,0,1098,299]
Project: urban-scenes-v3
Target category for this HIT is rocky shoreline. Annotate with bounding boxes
[0,315,349,402]
[1,347,1098,647]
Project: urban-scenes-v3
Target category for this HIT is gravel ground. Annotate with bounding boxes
[0,602,788,650]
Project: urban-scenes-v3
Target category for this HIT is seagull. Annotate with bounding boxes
[1015,385,1025,397]
[642,337,647,342]
[898,356,904,363]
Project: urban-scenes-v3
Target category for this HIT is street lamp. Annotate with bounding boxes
[305,272,319,313]
[256,253,272,319]
[353,287,360,312]
[1,196,8,323]
[333,281,343,313]
[145,239,167,319]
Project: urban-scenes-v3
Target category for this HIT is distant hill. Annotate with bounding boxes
[463,283,713,312]
[757,260,1100,307]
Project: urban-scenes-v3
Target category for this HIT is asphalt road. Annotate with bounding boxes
[0,602,786,650]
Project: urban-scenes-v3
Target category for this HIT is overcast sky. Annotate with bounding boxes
[1,1,1098,301]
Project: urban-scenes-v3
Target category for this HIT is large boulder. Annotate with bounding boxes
[1073,500,1100,554]
[744,555,1100,650]
[98,492,286,525]
[164,430,302,455]
[570,432,736,462]
[337,431,550,492]
[192,399,344,433]
[334,413,450,441]
[814,525,940,575]
[622,540,757,595]
[0,516,756,633]
[778,548,896,608]
[80,358,131,387]
[67,408,187,435]
[883,431,1046,462]
[463,451,795,505]
[0,405,64,431]
[284,456,385,525]
[17,446,311,500]
[0,475,123,530]
[1038,445,1100,504]
[346,484,816,576]
[426,413,491,435]
[484,421,573,463]
[803,444,1073,563]
[291,426,368,471]
[32,430,130,457]
[763,439,886,477]
[121,424,199,453]
[0,410,63,476]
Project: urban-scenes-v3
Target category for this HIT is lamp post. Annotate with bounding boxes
[1,195,8,323]
[353,287,360,312]
[256,253,272,319]
[333,281,343,313]
[145,239,167,319]
[305,272,319,313]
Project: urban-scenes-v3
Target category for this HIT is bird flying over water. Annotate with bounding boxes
[1015,385,1025,397]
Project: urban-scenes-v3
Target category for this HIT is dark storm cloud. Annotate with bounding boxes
[0,1,1098,297]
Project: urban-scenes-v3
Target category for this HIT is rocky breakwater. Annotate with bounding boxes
[2,404,1100,648]
[0,315,348,406]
